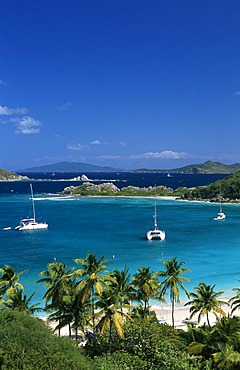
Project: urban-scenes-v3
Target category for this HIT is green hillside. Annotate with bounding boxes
[181,171,240,201]
[135,161,240,174]
[0,168,28,180]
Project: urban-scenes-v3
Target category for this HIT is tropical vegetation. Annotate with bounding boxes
[1,253,240,369]
[181,171,240,202]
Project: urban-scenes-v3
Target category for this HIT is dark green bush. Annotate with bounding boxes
[0,310,92,370]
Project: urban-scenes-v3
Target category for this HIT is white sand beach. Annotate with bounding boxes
[43,298,234,338]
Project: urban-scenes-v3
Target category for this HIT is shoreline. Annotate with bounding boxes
[41,299,236,337]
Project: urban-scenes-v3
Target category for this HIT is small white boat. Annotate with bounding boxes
[15,184,48,231]
[213,211,226,221]
[213,191,226,221]
[147,188,166,241]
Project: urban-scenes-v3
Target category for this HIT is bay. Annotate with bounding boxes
[0,172,238,308]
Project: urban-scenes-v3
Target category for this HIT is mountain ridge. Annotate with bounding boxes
[13,160,240,174]
[19,162,123,173]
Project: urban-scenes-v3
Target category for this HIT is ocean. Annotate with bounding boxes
[0,172,238,308]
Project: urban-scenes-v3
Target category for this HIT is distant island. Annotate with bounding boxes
[20,162,123,173]
[17,160,240,174]
[134,160,240,174]
[2,160,240,182]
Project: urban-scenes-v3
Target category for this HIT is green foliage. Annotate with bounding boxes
[0,310,92,370]
[67,183,174,197]
[182,171,240,201]
[153,341,201,370]
[92,350,148,370]
[87,319,199,369]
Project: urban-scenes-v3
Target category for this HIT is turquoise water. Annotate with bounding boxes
[1,193,240,306]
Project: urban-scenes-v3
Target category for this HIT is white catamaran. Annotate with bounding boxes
[146,189,166,241]
[15,184,48,231]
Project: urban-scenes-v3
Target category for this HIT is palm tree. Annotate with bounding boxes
[108,266,132,309]
[95,287,132,351]
[74,252,113,334]
[229,283,240,315]
[37,261,75,335]
[185,282,227,326]
[0,264,26,298]
[131,266,159,318]
[157,257,191,327]
[4,289,42,314]
[48,291,91,340]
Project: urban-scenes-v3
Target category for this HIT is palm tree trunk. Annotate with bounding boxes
[68,323,72,337]
[109,319,112,353]
[207,313,210,326]
[75,324,78,341]
[171,295,175,327]
[91,287,95,334]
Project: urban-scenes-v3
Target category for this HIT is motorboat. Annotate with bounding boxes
[15,184,48,231]
[146,187,166,240]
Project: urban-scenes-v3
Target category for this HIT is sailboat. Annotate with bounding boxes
[213,190,226,221]
[146,188,166,240]
[15,183,48,231]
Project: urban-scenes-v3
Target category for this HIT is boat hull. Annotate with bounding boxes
[147,229,166,241]
[213,212,226,221]
[15,222,48,231]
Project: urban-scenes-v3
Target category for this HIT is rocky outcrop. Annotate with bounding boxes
[69,174,90,181]
[63,182,120,195]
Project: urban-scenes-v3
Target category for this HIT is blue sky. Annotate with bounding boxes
[1,0,240,171]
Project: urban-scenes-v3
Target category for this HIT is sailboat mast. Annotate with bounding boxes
[154,185,158,228]
[30,183,36,222]
[219,187,222,212]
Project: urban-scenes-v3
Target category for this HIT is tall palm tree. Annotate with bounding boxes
[48,291,91,340]
[0,264,26,298]
[37,261,75,335]
[131,266,159,318]
[157,257,191,327]
[185,282,227,326]
[95,287,132,351]
[108,266,132,309]
[74,252,113,334]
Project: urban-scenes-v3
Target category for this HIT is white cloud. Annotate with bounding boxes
[90,139,107,145]
[0,80,6,86]
[67,143,89,150]
[57,102,74,110]
[130,150,187,160]
[0,105,28,115]
[233,91,240,96]
[15,116,42,134]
